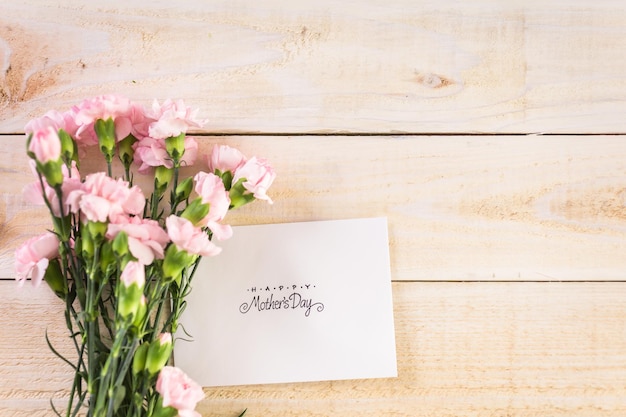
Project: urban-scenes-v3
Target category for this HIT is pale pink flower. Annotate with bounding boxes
[68,173,145,223]
[15,232,60,287]
[207,144,246,174]
[67,105,99,147]
[23,160,82,217]
[28,126,61,163]
[127,101,153,140]
[193,172,232,240]
[120,261,145,288]
[71,95,148,146]
[107,216,170,265]
[146,99,205,140]
[156,366,204,417]
[232,156,276,203]
[166,215,221,257]
[24,109,78,137]
[133,136,198,174]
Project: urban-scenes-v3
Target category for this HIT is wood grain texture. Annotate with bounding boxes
[2,281,625,417]
[1,1,626,134]
[2,134,625,281]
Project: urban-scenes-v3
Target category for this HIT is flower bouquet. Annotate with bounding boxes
[14,95,275,417]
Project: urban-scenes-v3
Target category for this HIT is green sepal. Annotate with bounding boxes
[37,159,64,187]
[58,129,76,165]
[152,397,178,417]
[80,227,94,259]
[180,198,209,226]
[145,336,173,375]
[43,258,66,298]
[118,282,144,319]
[87,221,107,243]
[26,133,35,160]
[155,166,173,196]
[220,169,234,191]
[112,231,129,257]
[132,342,149,375]
[165,133,186,162]
[99,242,115,273]
[162,245,194,284]
[94,117,116,162]
[118,134,137,167]
[228,178,255,209]
[174,177,193,203]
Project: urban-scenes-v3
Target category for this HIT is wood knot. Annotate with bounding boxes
[415,72,454,89]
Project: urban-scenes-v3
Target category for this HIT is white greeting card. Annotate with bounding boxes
[174,217,397,387]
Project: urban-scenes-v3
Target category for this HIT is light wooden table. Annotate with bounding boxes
[1,2,625,416]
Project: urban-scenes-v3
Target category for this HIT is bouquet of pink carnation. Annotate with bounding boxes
[15,95,275,417]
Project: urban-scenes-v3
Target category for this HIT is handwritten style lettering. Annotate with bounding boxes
[239,292,324,317]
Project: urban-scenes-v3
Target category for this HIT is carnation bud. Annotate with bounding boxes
[117,261,145,319]
[132,342,149,375]
[94,118,116,163]
[145,333,173,375]
[165,133,186,162]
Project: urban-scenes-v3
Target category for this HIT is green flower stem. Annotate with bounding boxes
[94,320,132,417]
[169,163,181,214]
[85,243,102,412]
[150,182,163,221]
[124,164,132,185]
[169,258,200,333]
[150,282,170,338]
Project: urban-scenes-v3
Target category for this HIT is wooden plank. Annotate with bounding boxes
[1,1,626,134]
[2,135,626,281]
[1,281,625,416]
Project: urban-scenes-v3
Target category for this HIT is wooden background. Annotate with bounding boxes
[1,1,625,416]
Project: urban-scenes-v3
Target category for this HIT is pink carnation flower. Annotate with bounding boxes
[68,172,145,223]
[15,232,60,287]
[193,172,232,240]
[70,95,148,146]
[107,216,170,265]
[156,366,204,417]
[133,136,198,174]
[28,126,61,163]
[145,99,205,140]
[120,260,145,288]
[232,156,276,204]
[166,215,221,257]
[207,144,246,174]
[23,160,82,217]
[24,109,79,138]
